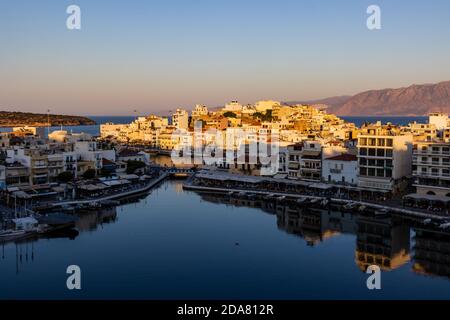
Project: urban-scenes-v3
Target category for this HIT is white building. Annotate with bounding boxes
[224,101,243,112]
[191,104,209,117]
[429,112,449,131]
[357,123,413,193]
[412,140,450,197]
[322,154,358,186]
[172,109,189,130]
[254,100,281,113]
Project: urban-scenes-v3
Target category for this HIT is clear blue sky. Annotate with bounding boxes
[1,0,450,115]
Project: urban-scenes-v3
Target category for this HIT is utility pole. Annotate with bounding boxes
[47,108,51,138]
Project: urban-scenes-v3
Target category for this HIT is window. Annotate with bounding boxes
[360,167,367,176]
[377,169,384,177]
[368,149,376,156]
[386,149,393,157]
[378,138,385,146]
[386,169,392,178]
[377,149,385,157]
[386,139,393,147]
[360,148,367,156]
[360,158,367,165]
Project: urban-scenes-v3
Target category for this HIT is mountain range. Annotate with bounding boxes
[287,81,450,116]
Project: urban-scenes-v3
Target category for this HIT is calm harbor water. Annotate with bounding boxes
[1,180,449,300]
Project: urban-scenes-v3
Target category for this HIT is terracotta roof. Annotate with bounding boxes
[325,154,357,162]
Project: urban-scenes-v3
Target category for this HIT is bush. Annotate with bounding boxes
[126,160,146,174]
[82,169,96,180]
[57,171,74,183]
[223,111,237,118]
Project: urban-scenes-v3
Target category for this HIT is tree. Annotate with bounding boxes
[57,171,74,183]
[126,160,146,174]
[82,169,96,180]
[100,167,114,178]
[223,111,237,118]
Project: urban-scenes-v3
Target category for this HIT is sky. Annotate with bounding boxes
[1,0,450,116]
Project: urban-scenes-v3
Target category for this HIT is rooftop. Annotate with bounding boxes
[325,154,357,162]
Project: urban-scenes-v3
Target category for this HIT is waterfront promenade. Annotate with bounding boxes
[184,172,449,221]
[51,172,169,207]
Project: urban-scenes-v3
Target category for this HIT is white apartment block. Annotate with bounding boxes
[413,140,450,197]
[191,104,209,117]
[172,109,189,130]
[357,123,413,192]
[429,112,449,131]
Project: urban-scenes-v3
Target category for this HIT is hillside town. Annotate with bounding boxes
[1,101,450,223]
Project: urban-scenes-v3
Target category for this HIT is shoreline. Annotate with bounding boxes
[183,181,447,221]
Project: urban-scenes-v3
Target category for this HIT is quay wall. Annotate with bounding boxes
[183,182,447,221]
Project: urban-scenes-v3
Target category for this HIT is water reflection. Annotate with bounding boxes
[413,227,450,279]
[199,192,450,280]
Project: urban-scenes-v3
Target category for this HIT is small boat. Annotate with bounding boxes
[0,229,26,239]
[277,196,286,201]
[423,218,432,225]
[228,191,234,196]
[343,202,356,210]
[358,205,367,212]
[439,222,450,230]
[310,198,320,204]
[375,209,390,218]
[297,198,307,205]
[320,199,329,206]
[238,191,247,198]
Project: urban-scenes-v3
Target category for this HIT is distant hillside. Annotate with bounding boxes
[284,96,351,108]
[0,111,96,127]
[300,81,450,116]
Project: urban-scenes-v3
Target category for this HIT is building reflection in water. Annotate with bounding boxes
[355,216,410,272]
[199,193,419,274]
[413,226,450,279]
[75,207,118,232]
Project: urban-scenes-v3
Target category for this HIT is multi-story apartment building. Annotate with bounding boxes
[191,104,209,118]
[412,140,450,197]
[300,141,322,181]
[357,123,413,193]
[429,112,449,131]
[286,141,322,181]
[172,109,189,130]
[407,122,438,142]
[5,162,30,188]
